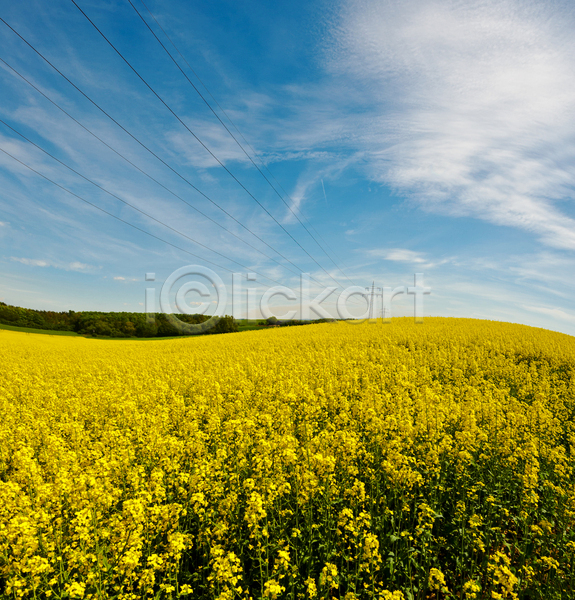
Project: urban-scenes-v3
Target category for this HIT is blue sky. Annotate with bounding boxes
[2,0,575,333]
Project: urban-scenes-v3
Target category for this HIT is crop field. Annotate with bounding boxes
[1,318,575,600]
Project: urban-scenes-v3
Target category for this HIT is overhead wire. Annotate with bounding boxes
[0,56,301,278]
[0,16,365,303]
[0,118,299,288]
[129,0,358,288]
[136,0,352,275]
[0,146,237,274]
[1,143,372,315]
[0,16,370,310]
[69,0,357,294]
[0,18,313,278]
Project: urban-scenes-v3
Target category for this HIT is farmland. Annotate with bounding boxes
[1,318,574,599]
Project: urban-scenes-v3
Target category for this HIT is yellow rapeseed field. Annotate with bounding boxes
[1,318,575,600]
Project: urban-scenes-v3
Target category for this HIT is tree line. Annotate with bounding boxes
[0,302,238,338]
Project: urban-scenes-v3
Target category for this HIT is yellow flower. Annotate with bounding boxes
[319,563,339,590]
[263,578,285,600]
[305,576,317,599]
[428,568,449,593]
[65,582,85,598]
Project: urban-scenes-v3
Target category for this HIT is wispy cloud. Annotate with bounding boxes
[367,248,451,269]
[327,0,575,249]
[372,248,427,264]
[11,257,97,272]
[166,120,251,169]
[11,257,50,267]
[282,156,362,223]
[69,261,91,271]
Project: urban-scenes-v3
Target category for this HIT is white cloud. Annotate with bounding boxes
[166,120,252,169]
[68,261,91,272]
[283,178,310,222]
[367,248,452,270]
[114,276,126,281]
[11,257,97,272]
[282,156,361,223]
[371,248,427,264]
[11,257,50,267]
[328,0,575,249]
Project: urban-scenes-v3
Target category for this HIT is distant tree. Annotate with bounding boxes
[266,316,279,326]
[213,315,238,334]
[122,321,136,337]
[135,322,158,338]
[93,319,113,336]
[156,314,181,337]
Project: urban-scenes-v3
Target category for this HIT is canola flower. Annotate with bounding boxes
[1,317,575,599]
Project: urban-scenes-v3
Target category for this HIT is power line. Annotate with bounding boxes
[0,118,298,288]
[137,0,352,277]
[0,15,365,307]
[0,145,238,274]
[0,18,312,278]
[0,56,301,278]
[1,143,364,316]
[129,0,358,288]
[69,0,355,293]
